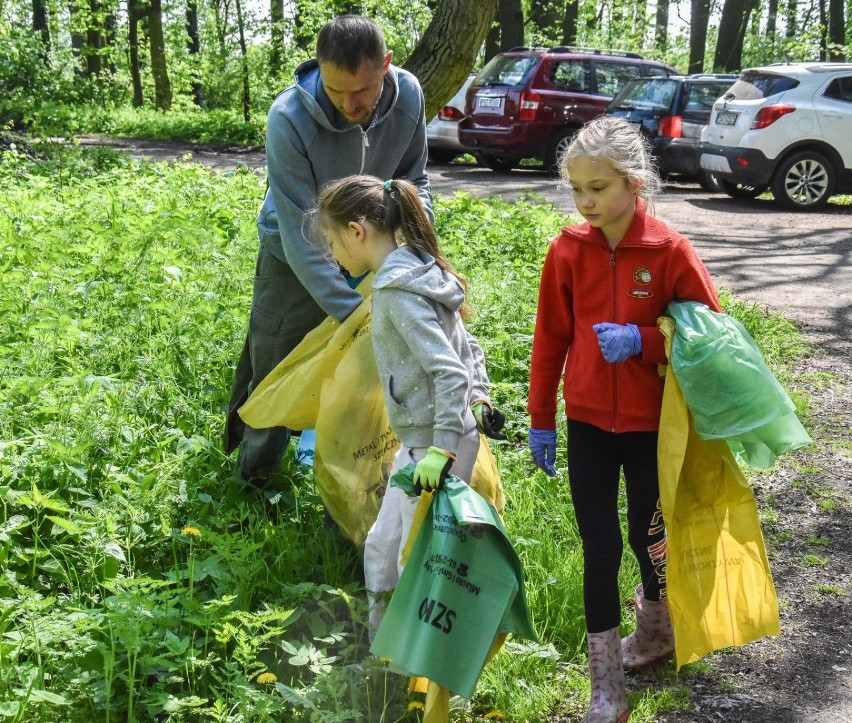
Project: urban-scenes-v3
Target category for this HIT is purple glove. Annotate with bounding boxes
[593,322,641,363]
[528,427,557,477]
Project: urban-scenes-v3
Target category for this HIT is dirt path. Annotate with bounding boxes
[79,136,852,722]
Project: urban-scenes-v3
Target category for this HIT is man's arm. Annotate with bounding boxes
[265,107,363,322]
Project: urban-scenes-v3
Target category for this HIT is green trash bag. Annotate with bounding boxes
[667,301,811,468]
[369,467,538,699]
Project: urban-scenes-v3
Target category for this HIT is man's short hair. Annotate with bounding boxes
[316,15,387,73]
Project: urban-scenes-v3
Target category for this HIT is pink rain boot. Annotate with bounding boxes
[582,627,629,723]
[621,585,674,670]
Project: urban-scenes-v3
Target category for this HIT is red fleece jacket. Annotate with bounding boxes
[528,202,720,433]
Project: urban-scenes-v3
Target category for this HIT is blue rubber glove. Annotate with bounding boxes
[593,322,642,363]
[527,427,557,477]
[413,447,454,492]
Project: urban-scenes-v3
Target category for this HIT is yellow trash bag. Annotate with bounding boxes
[658,317,780,669]
[239,283,506,547]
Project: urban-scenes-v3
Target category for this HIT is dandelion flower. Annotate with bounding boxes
[407,701,424,711]
[483,712,504,719]
[181,526,201,537]
[256,672,277,684]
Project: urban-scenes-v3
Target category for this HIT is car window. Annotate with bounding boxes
[612,79,677,111]
[725,71,800,100]
[685,83,732,113]
[550,60,591,92]
[823,75,852,103]
[594,61,641,96]
[474,56,539,87]
[645,65,670,77]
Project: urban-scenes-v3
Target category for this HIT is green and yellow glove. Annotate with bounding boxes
[472,402,508,440]
[413,447,454,493]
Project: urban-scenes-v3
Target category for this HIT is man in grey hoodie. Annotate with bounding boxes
[224,15,434,485]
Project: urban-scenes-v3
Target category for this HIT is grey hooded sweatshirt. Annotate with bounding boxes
[258,59,433,322]
[371,247,491,455]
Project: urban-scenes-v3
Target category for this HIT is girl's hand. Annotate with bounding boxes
[527,427,557,477]
[472,402,508,440]
[414,447,454,492]
[593,322,642,362]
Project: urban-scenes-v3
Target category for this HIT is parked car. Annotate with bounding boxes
[426,73,476,164]
[700,62,852,209]
[606,74,737,186]
[458,46,679,173]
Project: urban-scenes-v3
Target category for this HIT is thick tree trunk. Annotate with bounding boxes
[235,0,251,121]
[827,0,845,60]
[688,0,711,73]
[128,0,144,106]
[32,0,49,55]
[402,0,500,120]
[714,0,758,71]
[785,0,797,40]
[562,0,579,45]
[269,0,284,76]
[498,0,524,51]
[766,0,778,54]
[148,0,172,109]
[187,0,204,106]
[655,0,669,48]
[86,0,102,77]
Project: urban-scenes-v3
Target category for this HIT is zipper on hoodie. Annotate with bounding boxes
[359,128,369,173]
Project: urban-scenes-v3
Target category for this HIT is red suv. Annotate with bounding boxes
[458,46,679,172]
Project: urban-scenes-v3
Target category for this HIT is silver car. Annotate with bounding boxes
[426,73,476,164]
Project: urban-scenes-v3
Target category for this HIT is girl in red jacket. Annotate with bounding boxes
[527,116,720,723]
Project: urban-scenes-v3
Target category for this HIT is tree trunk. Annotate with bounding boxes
[713,0,758,71]
[235,0,251,121]
[498,0,524,51]
[827,0,845,60]
[562,0,579,45]
[655,0,669,49]
[186,0,204,106]
[688,0,711,73]
[269,0,284,76]
[402,0,500,121]
[148,0,172,109]
[128,0,144,106]
[86,0,102,77]
[766,0,778,55]
[818,0,827,60]
[32,0,49,55]
[785,0,797,40]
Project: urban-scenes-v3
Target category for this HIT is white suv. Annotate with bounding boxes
[700,62,852,209]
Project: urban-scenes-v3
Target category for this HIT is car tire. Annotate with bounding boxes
[699,171,724,193]
[718,178,769,200]
[545,128,577,178]
[428,149,458,165]
[478,154,519,173]
[770,150,835,210]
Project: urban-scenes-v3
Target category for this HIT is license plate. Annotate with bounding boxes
[478,96,502,109]
[716,111,738,126]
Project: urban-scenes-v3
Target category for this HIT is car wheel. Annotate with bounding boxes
[478,154,519,173]
[545,128,576,177]
[698,171,724,193]
[428,148,458,165]
[770,150,835,210]
[718,178,769,200]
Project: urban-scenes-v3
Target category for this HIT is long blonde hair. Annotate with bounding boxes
[315,175,469,317]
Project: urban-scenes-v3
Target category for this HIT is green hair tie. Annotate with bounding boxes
[384,179,393,192]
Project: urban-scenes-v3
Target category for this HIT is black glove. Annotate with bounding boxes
[473,402,508,440]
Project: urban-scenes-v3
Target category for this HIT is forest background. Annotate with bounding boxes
[1,0,850,147]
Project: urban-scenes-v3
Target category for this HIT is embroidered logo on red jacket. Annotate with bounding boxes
[633,266,652,285]
[629,289,654,298]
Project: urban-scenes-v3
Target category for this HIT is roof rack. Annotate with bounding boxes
[548,45,644,59]
[507,46,547,52]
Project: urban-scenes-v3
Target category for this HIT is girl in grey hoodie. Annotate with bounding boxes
[314,174,504,632]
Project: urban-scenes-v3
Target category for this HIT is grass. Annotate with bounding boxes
[0,141,819,722]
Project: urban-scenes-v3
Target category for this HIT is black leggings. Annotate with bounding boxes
[566,418,667,633]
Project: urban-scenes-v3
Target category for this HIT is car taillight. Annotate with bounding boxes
[658,115,683,138]
[519,90,540,121]
[750,104,796,129]
[438,106,464,122]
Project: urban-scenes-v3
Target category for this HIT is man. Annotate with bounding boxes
[225,14,433,485]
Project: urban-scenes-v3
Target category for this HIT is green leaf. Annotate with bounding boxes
[28,689,71,705]
[46,515,83,535]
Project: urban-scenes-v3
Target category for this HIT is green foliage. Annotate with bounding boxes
[0,147,817,721]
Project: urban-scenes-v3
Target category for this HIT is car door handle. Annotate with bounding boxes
[821,112,843,119]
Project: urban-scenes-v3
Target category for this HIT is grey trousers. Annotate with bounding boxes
[225,246,327,479]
